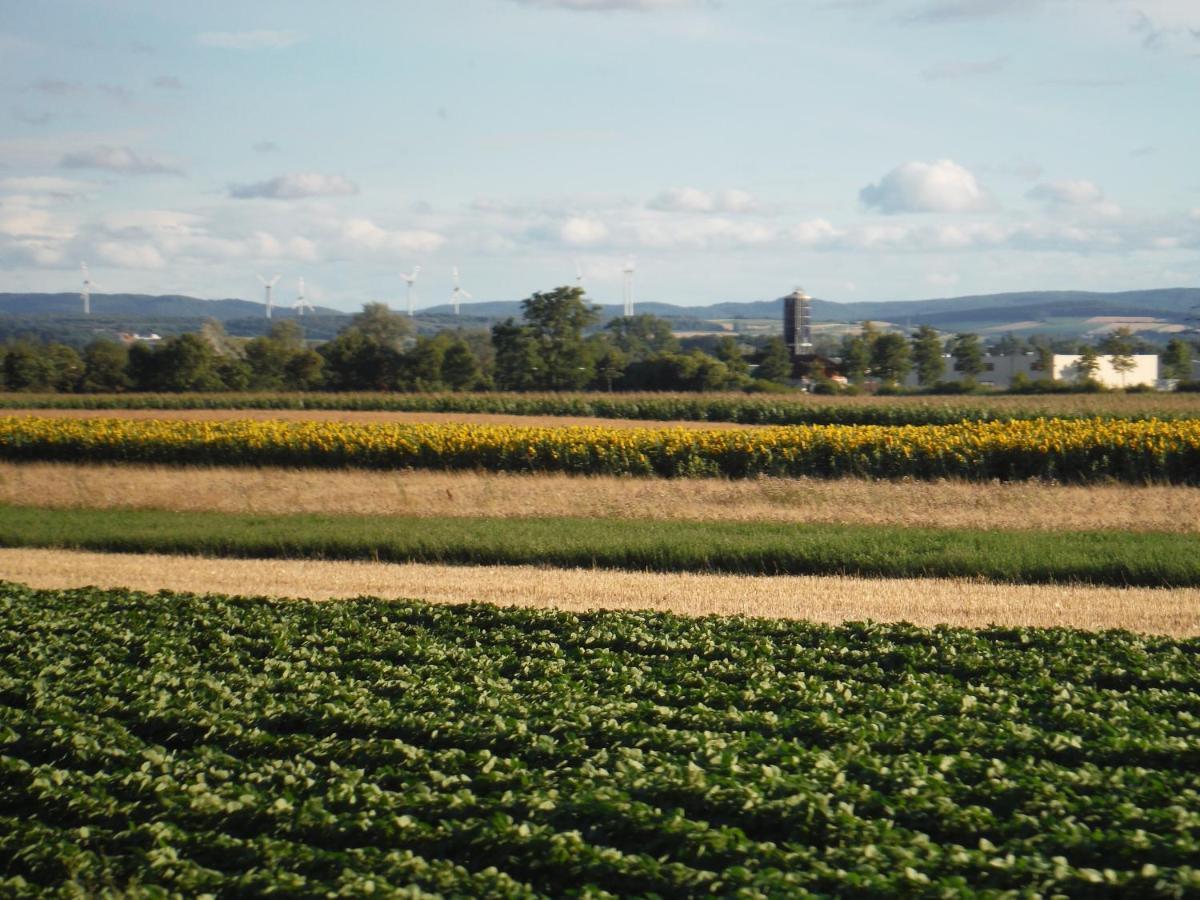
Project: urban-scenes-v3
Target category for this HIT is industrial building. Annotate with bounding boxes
[901,353,1160,390]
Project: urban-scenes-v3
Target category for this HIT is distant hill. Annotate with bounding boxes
[0,293,344,321]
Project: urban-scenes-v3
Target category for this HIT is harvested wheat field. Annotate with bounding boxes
[3,547,1197,634]
[0,406,757,430]
[4,461,1199,532]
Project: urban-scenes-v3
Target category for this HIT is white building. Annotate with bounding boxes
[903,353,1159,390]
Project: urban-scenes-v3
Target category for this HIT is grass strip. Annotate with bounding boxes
[0,504,1196,587]
[3,390,1199,424]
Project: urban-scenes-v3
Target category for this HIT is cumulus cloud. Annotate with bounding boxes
[0,176,91,200]
[195,30,302,50]
[921,56,1008,80]
[94,241,166,269]
[229,173,358,200]
[1027,179,1103,206]
[560,216,609,245]
[341,218,445,255]
[59,145,182,175]
[648,187,758,213]
[860,160,992,214]
[508,0,701,10]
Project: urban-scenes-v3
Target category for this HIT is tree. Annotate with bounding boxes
[350,302,414,348]
[838,334,870,383]
[910,325,945,388]
[520,286,600,390]
[491,319,542,391]
[1101,327,1137,388]
[283,349,325,390]
[714,336,749,380]
[604,314,679,360]
[44,343,84,392]
[1162,338,1192,381]
[1028,336,1055,375]
[589,339,627,392]
[3,342,56,391]
[949,333,985,381]
[319,304,412,390]
[870,333,911,385]
[80,339,131,392]
[441,338,482,390]
[754,337,791,382]
[991,333,1026,357]
[154,333,224,391]
[1075,345,1100,385]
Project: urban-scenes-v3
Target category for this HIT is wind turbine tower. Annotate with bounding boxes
[80,261,97,315]
[293,277,315,316]
[450,266,472,316]
[401,265,421,316]
[621,257,636,317]
[257,274,281,319]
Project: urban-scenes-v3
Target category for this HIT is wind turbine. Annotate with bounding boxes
[80,261,100,315]
[293,277,315,316]
[621,256,636,317]
[257,273,281,319]
[449,266,472,316]
[401,265,421,316]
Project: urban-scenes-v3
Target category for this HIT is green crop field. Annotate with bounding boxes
[2,583,1198,896]
[2,505,1199,588]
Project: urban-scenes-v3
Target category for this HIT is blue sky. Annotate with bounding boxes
[1,0,1198,312]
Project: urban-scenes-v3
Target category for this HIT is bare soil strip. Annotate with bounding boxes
[0,407,755,430]
[3,548,1197,635]
[3,462,1198,533]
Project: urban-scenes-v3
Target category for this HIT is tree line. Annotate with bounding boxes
[1,286,1195,393]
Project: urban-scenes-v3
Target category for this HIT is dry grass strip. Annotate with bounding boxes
[2,548,1197,635]
[3,462,1198,533]
[0,407,753,430]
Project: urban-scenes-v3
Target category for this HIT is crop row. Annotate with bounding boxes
[3,415,1200,482]
[2,583,1199,896]
[4,505,1199,587]
[3,389,1200,425]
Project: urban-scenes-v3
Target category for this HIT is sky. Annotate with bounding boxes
[0,0,1198,312]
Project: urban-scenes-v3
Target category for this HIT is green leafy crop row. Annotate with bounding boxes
[2,583,1198,897]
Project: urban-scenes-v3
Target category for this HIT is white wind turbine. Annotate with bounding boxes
[80,261,101,315]
[293,277,315,316]
[257,273,281,319]
[449,266,472,316]
[621,256,636,317]
[401,265,421,316]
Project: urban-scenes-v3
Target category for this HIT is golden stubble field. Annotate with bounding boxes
[5,547,1198,636]
[3,461,1199,532]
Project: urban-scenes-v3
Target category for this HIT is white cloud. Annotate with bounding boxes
[0,176,91,200]
[59,145,181,175]
[905,0,1046,24]
[860,160,992,214]
[229,173,358,200]
[94,241,166,269]
[648,186,759,213]
[341,218,445,255]
[560,216,609,245]
[1027,179,1103,205]
[195,30,302,50]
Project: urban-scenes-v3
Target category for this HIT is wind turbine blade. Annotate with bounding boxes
[269,275,281,287]
[257,274,268,286]
[460,289,472,300]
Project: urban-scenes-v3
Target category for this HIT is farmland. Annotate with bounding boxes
[4,583,1200,897]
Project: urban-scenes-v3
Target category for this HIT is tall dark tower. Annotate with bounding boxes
[783,288,812,358]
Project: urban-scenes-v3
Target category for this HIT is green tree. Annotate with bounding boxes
[604,314,679,360]
[754,337,792,381]
[714,336,750,380]
[910,325,945,388]
[154,333,224,391]
[1162,338,1192,381]
[2,342,56,391]
[1028,335,1055,375]
[991,333,1026,357]
[589,339,627,392]
[870,332,911,385]
[491,319,542,391]
[838,334,870,383]
[284,349,326,390]
[351,302,414,348]
[521,286,600,390]
[319,304,412,390]
[1101,327,1137,388]
[44,343,84,392]
[80,339,131,392]
[440,338,482,390]
[1075,345,1101,385]
[949,333,985,381]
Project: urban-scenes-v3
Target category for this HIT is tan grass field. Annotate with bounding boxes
[0,407,754,430]
[3,461,1197,532]
[3,547,1196,635]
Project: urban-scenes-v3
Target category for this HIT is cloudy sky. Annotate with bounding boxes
[1,0,1198,311]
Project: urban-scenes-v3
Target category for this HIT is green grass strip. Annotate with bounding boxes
[1,504,1196,587]
[3,390,1198,425]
